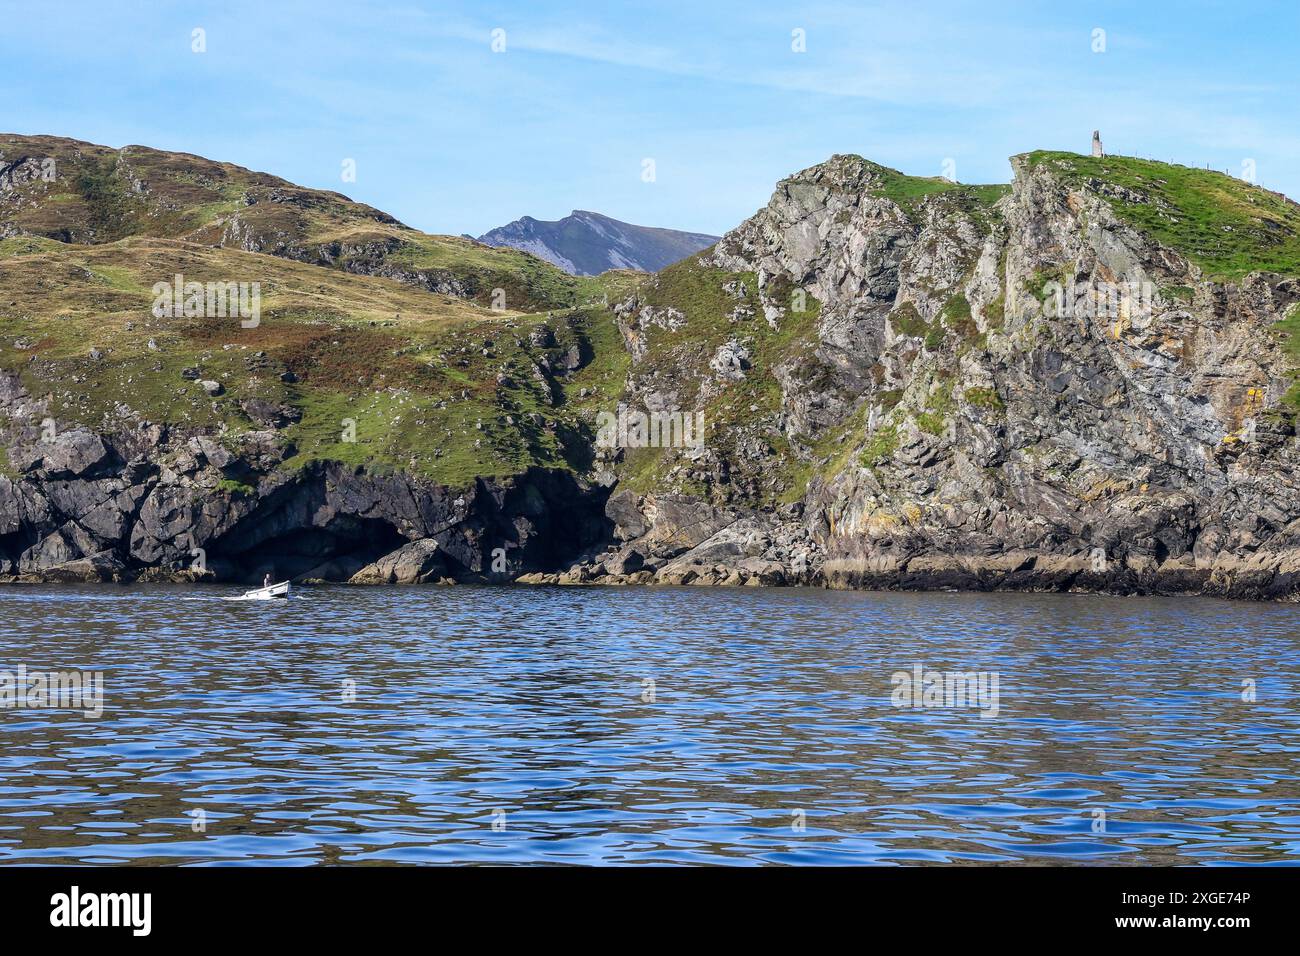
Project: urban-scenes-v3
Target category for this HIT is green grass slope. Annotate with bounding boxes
[0,235,638,487]
[1023,150,1300,281]
[0,133,595,313]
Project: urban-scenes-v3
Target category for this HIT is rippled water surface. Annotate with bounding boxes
[2,584,1299,865]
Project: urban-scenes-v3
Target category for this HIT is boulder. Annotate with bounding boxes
[192,436,234,470]
[34,550,126,583]
[349,539,445,585]
[604,489,647,540]
[38,429,111,478]
[655,566,698,586]
[18,528,79,572]
[603,547,644,575]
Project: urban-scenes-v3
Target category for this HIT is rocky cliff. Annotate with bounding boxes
[0,383,608,584]
[569,153,1300,599]
[6,134,1300,598]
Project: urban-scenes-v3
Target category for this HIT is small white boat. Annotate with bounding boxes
[225,580,291,601]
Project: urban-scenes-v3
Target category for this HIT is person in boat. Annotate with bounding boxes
[264,572,272,589]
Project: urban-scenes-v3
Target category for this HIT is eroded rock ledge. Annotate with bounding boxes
[511,490,1300,601]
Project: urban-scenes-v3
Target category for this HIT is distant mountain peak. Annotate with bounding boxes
[477,210,719,276]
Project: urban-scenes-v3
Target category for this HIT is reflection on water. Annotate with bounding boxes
[1,583,1298,865]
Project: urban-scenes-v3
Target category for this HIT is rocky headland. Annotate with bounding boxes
[5,135,1300,599]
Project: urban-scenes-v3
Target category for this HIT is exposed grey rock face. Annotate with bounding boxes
[578,153,1300,599]
[0,369,610,584]
[479,210,719,276]
[217,223,479,299]
[16,428,113,478]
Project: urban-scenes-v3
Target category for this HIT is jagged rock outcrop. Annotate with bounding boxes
[579,152,1300,599]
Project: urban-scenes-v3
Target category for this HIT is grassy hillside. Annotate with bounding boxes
[0,133,606,313]
[0,133,655,489]
[15,135,1297,508]
[0,235,637,487]
[1023,150,1300,281]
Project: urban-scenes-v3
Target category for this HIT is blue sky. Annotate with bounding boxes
[2,1,1296,237]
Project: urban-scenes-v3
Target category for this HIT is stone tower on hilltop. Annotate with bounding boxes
[1092,130,1104,158]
